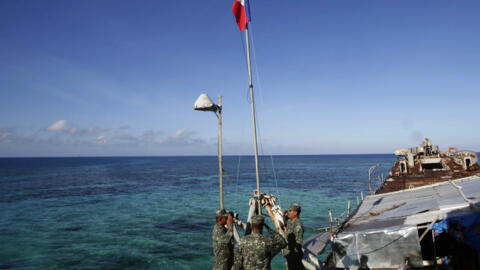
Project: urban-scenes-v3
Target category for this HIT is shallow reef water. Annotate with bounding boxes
[0,155,394,269]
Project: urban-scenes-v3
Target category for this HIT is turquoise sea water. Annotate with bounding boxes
[0,155,395,269]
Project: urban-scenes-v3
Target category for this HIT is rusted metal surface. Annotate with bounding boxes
[376,140,480,194]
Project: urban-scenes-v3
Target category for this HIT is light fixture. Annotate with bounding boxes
[194,93,219,112]
[193,93,224,209]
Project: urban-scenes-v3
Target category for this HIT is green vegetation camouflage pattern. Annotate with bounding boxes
[212,224,234,270]
[282,218,304,256]
[233,231,287,270]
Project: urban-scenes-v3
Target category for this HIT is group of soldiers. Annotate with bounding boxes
[212,203,305,270]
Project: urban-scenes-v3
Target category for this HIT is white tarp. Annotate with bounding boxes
[332,175,480,269]
[333,225,422,269]
[347,175,480,227]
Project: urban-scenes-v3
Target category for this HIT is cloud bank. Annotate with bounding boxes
[0,120,211,156]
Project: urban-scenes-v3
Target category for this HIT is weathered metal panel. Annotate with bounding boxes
[332,176,480,268]
[420,158,442,164]
[333,225,422,269]
[348,176,480,229]
[303,232,330,256]
[458,178,480,201]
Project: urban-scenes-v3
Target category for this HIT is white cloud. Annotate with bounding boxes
[112,130,163,144]
[95,135,107,144]
[171,128,187,139]
[161,128,205,147]
[75,126,110,136]
[0,131,12,140]
[43,122,202,148]
[0,127,39,145]
[109,128,205,147]
[112,132,137,142]
[0,128,14,141]
[1,123,212,156]
[46,120,70,131]
[45,120,109,136]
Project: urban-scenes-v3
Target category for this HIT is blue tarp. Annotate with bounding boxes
[431,213,480,251]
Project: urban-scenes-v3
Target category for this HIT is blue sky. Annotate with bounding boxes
[0,0,479,157]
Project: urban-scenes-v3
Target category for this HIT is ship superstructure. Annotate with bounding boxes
[377,139,480,194]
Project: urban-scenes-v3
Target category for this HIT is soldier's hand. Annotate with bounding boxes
[227,215,233,225]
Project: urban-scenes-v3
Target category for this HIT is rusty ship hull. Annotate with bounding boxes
[377,140,480,194]
[319,140,480,270]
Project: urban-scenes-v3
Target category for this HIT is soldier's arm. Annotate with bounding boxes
[224,225,234,243]
[282,214,289,225]
[270,230,287,255]
[214,225,234,244]
[294,224,304,245]
[233,241,243,270]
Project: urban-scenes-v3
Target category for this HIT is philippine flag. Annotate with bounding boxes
[232,0,251,31]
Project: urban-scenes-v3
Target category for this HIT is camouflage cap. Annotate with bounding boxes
[287,203,301,212]
[215,209,228,217]
[251,215,265,225]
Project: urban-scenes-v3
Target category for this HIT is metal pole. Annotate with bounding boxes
[347,200,351,217]
[245,25,261,214]
[369,164,380,195]
[328,209,333,237]
[218,96,224,209]
[368,167,373,195]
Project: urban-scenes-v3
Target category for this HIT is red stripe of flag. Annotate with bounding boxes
[232,0,249,32]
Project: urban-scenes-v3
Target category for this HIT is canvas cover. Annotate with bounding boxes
[333,225,422,269]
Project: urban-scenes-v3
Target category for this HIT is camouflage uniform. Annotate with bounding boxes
[283,203,305,270]
[213,210,234,270]
[234,216,287,270]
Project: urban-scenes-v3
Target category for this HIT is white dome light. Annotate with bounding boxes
[193,93,219,112]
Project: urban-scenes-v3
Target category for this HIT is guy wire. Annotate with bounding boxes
[248,24,282,207]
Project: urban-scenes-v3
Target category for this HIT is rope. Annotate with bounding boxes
[249,23,281,206]
[223,169,251,196]
[237,18,281,205]
[239,30,251,103]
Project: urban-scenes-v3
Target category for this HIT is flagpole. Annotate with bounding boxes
[218,96,224,209]
[245,24,262,214]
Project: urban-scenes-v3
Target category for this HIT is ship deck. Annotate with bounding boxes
[328,174,480,269]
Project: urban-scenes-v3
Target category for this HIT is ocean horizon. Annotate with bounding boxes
[0,153,396,159]
[0,154,425,269]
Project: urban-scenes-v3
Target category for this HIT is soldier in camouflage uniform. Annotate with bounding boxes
[212,209,234,270]
[282,203,305,270]
[234,215,287,270]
